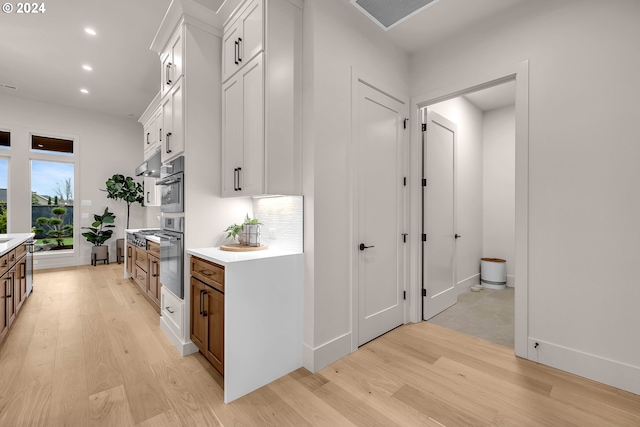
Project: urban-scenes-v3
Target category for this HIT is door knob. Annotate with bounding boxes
[455,234,461,239]
[359,243,375,251]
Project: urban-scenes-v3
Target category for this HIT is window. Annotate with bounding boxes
[0,130,9,150]
[31,134,75,251]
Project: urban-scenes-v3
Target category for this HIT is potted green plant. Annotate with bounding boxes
[225,223,244,243]
[103,174,144,229]
[81,207,116,266]
[242,214,262,246]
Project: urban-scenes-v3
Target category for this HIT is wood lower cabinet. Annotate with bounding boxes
[0,240,31,345]
[190,257,224,376]
[126,242,136,277]
[147,241,161,306]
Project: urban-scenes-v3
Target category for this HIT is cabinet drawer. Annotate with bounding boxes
[135,247,148,270]
[190,257,224,292]
[0,252,9,276]
[134,265,147,289]
[15,244,26,260]
[162,288,183,337]
[147,241,160,257]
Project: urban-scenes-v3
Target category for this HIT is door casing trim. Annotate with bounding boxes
[409,60,529,358]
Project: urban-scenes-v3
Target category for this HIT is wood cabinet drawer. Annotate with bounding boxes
[147,240,160,257]
[134,265,147,290]
[15,244,26,260]
[0,253,9,276]
[135,247,148,271]
[190,256,224,292]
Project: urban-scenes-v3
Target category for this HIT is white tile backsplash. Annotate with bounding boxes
[252,196,303,252]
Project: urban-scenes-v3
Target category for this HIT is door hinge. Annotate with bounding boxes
[422,234,427,242]
[403,118,409,129]
[403,291,406,300]
[422,178,427,187]
[403,177,406,186]
[422,123,427,132]
[402,233,408,243]
[422,288,426,297]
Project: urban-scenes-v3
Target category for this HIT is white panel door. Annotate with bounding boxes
[358,82,405,346]
[423,109,457,320]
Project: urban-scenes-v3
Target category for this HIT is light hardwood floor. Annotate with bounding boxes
[1,263,639,427]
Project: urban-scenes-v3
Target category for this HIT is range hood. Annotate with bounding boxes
[135,150,161,177]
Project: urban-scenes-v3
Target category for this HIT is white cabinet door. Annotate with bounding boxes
[222,0,263,83]
[161,28,184,97]
[222,54,264,197]
[144,177,160,206]
[161,78,184,163]
[143,106,162,160]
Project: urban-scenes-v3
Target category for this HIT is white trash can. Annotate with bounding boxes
[480,258,507,290]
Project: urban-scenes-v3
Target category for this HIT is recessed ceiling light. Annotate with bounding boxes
[80,89,89,94]
[84,28,96,36]
[82,65,92,71]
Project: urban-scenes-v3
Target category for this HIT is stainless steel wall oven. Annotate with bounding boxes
[157,156,184,213]
[157,216,184,299]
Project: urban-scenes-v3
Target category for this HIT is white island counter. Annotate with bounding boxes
[186,246,303,403]
[0,233,34,256]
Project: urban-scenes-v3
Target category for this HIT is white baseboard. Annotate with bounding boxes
[160,317,198,356]
[528,338,640,395]
[507,275,515,287]
[303,332,352,373]
[457,274,480,295]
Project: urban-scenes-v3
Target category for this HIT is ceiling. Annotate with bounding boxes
[464,80,516,112]
[0,0,527,121]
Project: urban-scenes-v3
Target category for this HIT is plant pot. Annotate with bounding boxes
[242,224,261,247]
[91,245,109,266]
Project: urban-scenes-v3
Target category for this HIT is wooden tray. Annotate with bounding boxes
[220,244,269,252]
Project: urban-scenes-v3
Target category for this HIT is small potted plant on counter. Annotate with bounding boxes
[81,207,116,266]
[225,222,245,243]
[242,214,262,247]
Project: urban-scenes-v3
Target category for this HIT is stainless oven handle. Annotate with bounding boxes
[155,177,182,186]
[155,233,182,241]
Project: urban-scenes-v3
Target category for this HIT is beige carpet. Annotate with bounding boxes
[428,287,514,348]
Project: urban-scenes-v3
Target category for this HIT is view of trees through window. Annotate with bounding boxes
[31,159,74,251]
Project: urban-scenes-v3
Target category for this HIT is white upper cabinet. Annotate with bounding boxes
[143,176,160,207]
[221,0,302,197]
[222,0,263,83]
[143,105,162,160]
[161,28,184,97]
[222,54,264,197]
[160,77,184,163]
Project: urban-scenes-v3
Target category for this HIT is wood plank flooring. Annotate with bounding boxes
[1,263,639,426]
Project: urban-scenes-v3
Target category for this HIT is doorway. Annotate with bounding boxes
[421,81,516,347]
[409,62,529,358]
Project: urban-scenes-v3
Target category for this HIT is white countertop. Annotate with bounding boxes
[186,247,302,265]
[0,233,35,256]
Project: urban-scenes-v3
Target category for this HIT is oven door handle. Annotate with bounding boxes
[156,177,182,186]
[155,233,182,241]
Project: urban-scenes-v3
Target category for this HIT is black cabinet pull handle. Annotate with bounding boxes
[200,289,207,317]
[234,40,239,65]
[359,243,374,251]
[6,279,11,298]
[237,167,242,191]
[159,128,162,142]
[165,306,174,314]
[166,62,172,85]
[233,168,238,191]
[166,132,172,153]
[238,37,242,62]
[146,132,150,144]
[455,234,462,239]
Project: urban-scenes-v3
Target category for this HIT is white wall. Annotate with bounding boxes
[483,105,515,285]
[0,94,145,268]
[428,98,484,293]
[302,0,410,371]
[411,0,640,393]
